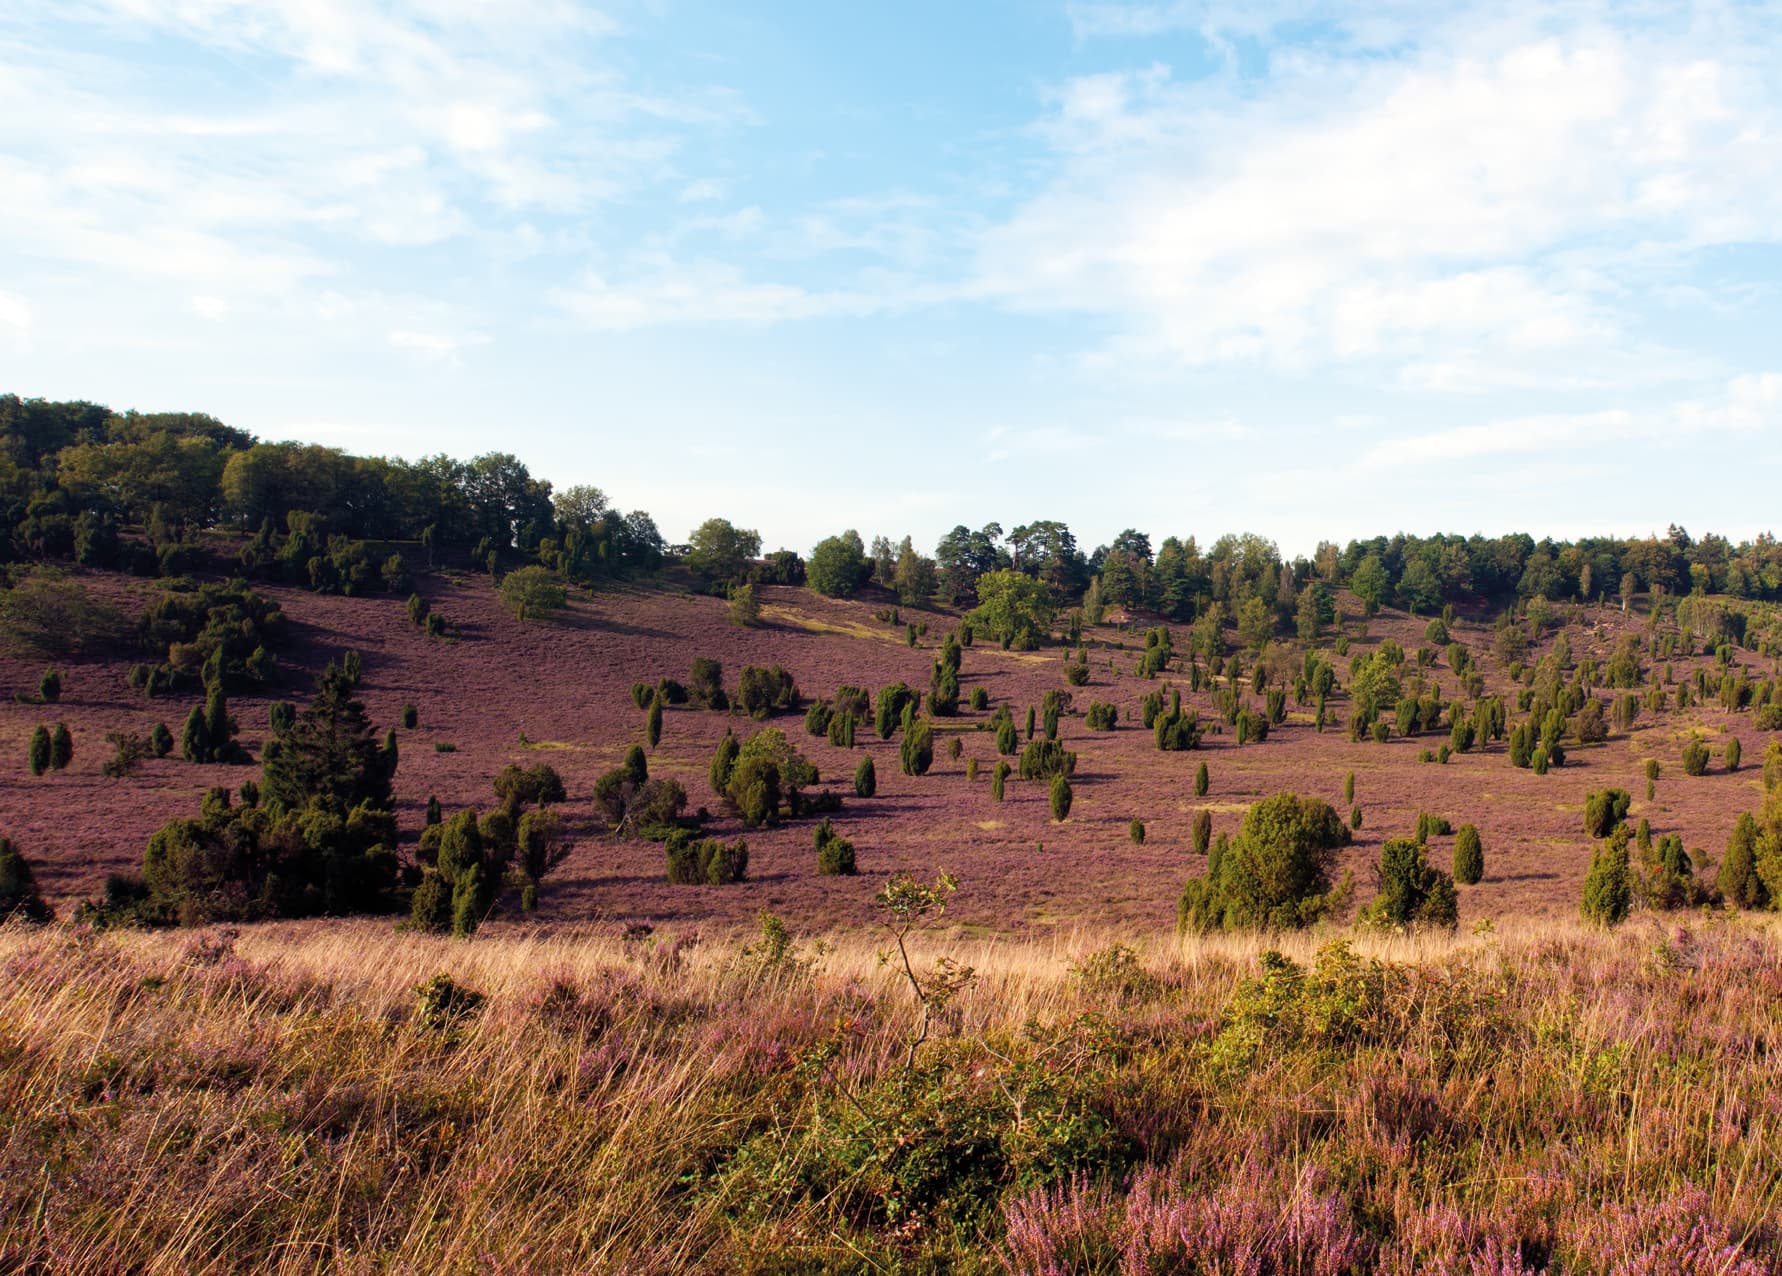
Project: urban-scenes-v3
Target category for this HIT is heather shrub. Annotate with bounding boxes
[0,836,53,923]
[1359,838,1458,930]
[1453,824,1484,884]
[1178,793,1353,932]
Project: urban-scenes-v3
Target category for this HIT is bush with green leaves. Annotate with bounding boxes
[688,657,729,710]
[27,725,50,776]
[1720,812,1766,908]
[1084,701,1117,731]
[1129,818,1145,845]
[1727,737,1743,772]
[875,683,918,741]
[594,770,688,835]
[0,836,53,923]
[665,830,749,885]
[814,819,858,876]
[853,754,876,799]
[1580,823,1633,927]
[493,762,567,815]
[1359,838,1458,930]
[709,730,739,795]
[46,722,72,770]
[1583,789,1633,839]
[149,721,174,758]
[1049,773,1073,822]
[725,728,818,826]
[901,719,935,777]
[929,661,960,717]
[1453,824,1484,884]
[804,699,834,738]
[1681,737,1711,777]
[1413,812,1452,842]
[1178,793,1353,932]
[1191,809,1212,854]
[1018,738,1076,782]
[827,710,856,749]
[1154,694,1201,752]
[991,761,1010,801]
[39,667,62,703]
[738,665,799,720]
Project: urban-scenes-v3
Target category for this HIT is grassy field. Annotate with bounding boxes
[5,909,1782,1273]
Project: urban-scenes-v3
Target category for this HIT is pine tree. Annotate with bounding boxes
[48,723,72,771]
[646,698,663,748]
[1049,773,1072,822]
[1453,824,1484,885]
[1195,762,1209,797]
[1580,825,1632,927]
[27,726,51,777]
[180,706,210,764]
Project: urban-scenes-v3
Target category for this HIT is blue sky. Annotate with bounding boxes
[3,1,1781,558]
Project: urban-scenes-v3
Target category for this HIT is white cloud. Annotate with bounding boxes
[0,291,29,330]
[980,7,1782,386]
[552,257,896,329]
[387,327,490,358]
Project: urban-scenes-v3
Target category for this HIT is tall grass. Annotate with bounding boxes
[3,913,1782,1273]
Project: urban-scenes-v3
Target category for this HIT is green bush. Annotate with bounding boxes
[689,658,728,710]
[1727,737,1743,772]
[48,722,72,771]
[854,755,876,798]
[814,819,858,876]
[665,831,749,885]
[39,667,61,703]
[1681,738,1711,776]
[1343,770,1355,804]
[1018,738,1075,781]
[709,731,739,794]
[991,761,1009,801]
[1580,824,1633,927]
[150,721,173,758]
[1453,824,1484,884]
[0,836,53,923]
[1129,818,1145,845]
[969,686,989,711]
[1049,774,1072,822]
[1195,761,1210,796]
[1359,838,1458,929]
[738,665,799,719]
[1085,702,1117,731]
[646,699,663,747]
[497,565,568,621]
[1192,809,1212,854]
[1583,789,1633,839]
[401,703,418,729]
[27,725,50,776]
[901,719,935,777]
[1720,813,1766,908]
[1178,793,1353,932]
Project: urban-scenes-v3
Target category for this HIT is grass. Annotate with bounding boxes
[5,912,1782,1273]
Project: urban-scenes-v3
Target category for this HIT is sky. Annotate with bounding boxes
[3,0,1781,559]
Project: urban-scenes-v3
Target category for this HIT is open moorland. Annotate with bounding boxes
[3,561,1775,936]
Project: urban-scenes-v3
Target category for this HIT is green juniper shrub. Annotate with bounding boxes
[827,710,856,749]
[1064,660,1090,687]
[0,837,53,923]
[665,830,749,885]
[1727,737,1743,772]
[595,769,689,835]
[516,808,570,912]
[48,722,72,770]
[1580,822,1634,927]
[738,665,799,720]
[710,731,740,794]
[1453,824,1484,884]
[1371,720,1390,744]
[1583,789,1633,839]
[875,683,917,741]
[689,658,728,711]
[1360,838,1458,930]
[27,725,52,776]
[406,593,429,626]
[1532,747,1550,775]
[101,732,150,778]
[1085,702,1117,731]
[401,703,418,729]
[1720,813,1766,908]
[1026,705,1036,739]
[1129,818,1145,845]
[269,700,296,734]
[995,714,1018,756]
[991,761,1009,801]
[1351,804,1363,830]
[1049,773,1073,822]
[149,721,173,758]
[1196,761,1210,796]
[655,678,688,706]
[965,757,978,782]
[39,667,61,704]
[1178,792,1353,932]
[901,719,934,777]
[947,736,962,761]
[969,686,989,711]
[814,819,858,876]
[1018,738,1075,781]
[631,681,653,709]
[804,699,834,738]
[646,698,663,747]
[1192,809,1212,854]
[1681,737,1711,776]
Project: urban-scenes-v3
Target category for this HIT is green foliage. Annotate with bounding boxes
[0,571,127,658]
[1154,699,1202,752]
[1129,818,1145,845]
[709,731,739,795]
[1049,773,1073,822]
[27,724,51,776]
[807,530,869,598]
[967,569,1055,650]
[413,974,485,1031]
[1195,761,1210,796]
[1584,789,1633,839]
[1580,824,1633,927]
[260,662,394,813]
[1359,838,1458,930]
[685,518,762,589]
[991,761,1009,801]
[814,818,858,876]
[725,728,817,827]
[738,665,799,719]
[646,698,663,748]
[1720,812,1766,909]
[149,721,173,758]
[727,582,761,628]
[901,719,935,777]
[1681,737,1711,776]
[1727,736,1743,772]
[1343,770,1355,804]
[1192,809,1212,854]
[1453,824,1484,885]
[39,667,61,703]
[1085,701,1117,731]
[874,683,917,740]
[1178,793,1353,932]
[1018,738,1076,782]
[48,722,72,770]
[665,830,749,884]
[689,658,728,711]
[0,836,53,923]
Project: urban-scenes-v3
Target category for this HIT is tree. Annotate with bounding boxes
[1178,793,1352,932]
[967,570,1056,650]
[1453,824,1484,885]
[892,537,938,607]
[260,663,394,815]
[854,755,876,798]
[1580,824,1632,927]
[1050,773,1073,822]
[807,530,870,598]
[49,722,72,771]
[685,518,761,588]
[498,566,568,621]
[1237,596,1273,651]
[1350,554,1389,615]
[1361,838,1458,929]
[1721,812,1766,908]
[0,836,53,923]
[728,583,761,628]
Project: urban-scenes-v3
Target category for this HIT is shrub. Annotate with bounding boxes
[1580,824,1633,927]
[1765,741,1782,792]
[727,583,760,627]
[0,837,53,923]
[1414,812,1452,842]
[646,699,663,747]
[1351,805,1363,830]
[1343,770,1355,804]
[876,683,918,740]
[48,722,72,771]
[495,762,569,811]
[150,721,173,758]
[401,703,418,729]
[1192,809,1212,854]
[1532,747,1550,775]
[1178,793,1353,932]
[1720,812,1766,908]
[1019,738,1075,782]
[1085,702,1117,731]
[966,757,979,782]
[1049,774,1072,822]
[39,667,62,703]
[595,772,689,835]
[1681,738,1711,776]
[1196,762,1210,796]
[1129,818,1145,845]
[855,755,876,798]
[1360,838,1458,930]
[498,565,568,621]
[901,719,935,777]
[804,699,833,738]
[1064,660,1090,687]
[27,725,50,776]
[665,831,749,884]
[1584,789,1633,839]
[1154,702,1201,752]
[1453,824,1484,884]
[738,665,800,719]
[1727,737,1743,772]
[996,716,1018,756]
[991,761,1009,801]
[827,711,856,749]
[689,658,728,710]
[814,819,858,876]
[969,686,989,711]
